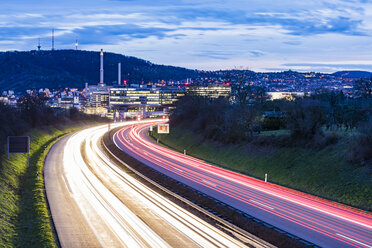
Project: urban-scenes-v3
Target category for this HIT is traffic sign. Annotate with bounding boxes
[8,136,29,153]
[8,136,30,166]
[157,124,169,134]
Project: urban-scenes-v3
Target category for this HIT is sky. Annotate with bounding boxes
[1,0,372,72]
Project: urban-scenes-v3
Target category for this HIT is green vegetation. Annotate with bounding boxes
[164,90,372,211]
[152,126,372,211]
[0,126,77,247]
[0,96,107,247]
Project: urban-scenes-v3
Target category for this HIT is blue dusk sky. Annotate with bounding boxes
[1,0,372,72]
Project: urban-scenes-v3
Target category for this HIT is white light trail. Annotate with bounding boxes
[62,120,248,248]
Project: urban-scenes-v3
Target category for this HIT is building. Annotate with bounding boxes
[59,91,80,109]
[160,87,185,106]
[186,85,231,98]
[109,86,186,119]
[267,92,305,101]
[109,86,160,119]
[84,83,110,115]
[110,87,160,106]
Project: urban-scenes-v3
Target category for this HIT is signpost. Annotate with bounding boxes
[156,123,169,144]
[157,124,169,134]
[8,136,30,166]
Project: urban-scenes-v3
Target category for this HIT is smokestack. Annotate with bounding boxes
[100,49,104,84]
[118,62,121,85]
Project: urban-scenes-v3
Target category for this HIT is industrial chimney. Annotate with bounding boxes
[118,62,121,85]
[99,49,104,84]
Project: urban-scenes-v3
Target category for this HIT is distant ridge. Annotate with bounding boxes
[332,70,372,78]
[0,50,198,91]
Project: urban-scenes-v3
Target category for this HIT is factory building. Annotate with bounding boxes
[83,49,110,116]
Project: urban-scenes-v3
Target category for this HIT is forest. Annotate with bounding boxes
[170,78,372,166]
[0,50,198,91]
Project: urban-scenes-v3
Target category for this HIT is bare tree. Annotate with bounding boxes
[226,70,258,105]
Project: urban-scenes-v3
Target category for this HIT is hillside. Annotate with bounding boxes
[0,50,198,92]
[332,70,372,78]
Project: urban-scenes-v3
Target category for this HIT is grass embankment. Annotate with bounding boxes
[0,124,88,248]
[152,126,372,211]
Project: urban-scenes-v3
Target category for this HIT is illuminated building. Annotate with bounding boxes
[109,86,185,119]
[267,92,304,101]
[109,86,185,107]
[84,83,110,115]
[160,87,185,105]
[186,85,231,98]
[110,87,160,106]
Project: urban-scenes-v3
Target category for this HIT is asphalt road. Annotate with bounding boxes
[45,121,252,248]
[44,135,101,248]
[114,122,372,248]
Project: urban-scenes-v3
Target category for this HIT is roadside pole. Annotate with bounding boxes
[265,173,268,182]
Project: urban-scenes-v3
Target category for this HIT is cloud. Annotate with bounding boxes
[282,63,372,71]
[191,50,235,60]
[249,50,264,57]
[0,0,371,71]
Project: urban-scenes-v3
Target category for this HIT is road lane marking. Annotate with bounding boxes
[249,199,275,210]
[336,233,372,248]
[202,179,217,187]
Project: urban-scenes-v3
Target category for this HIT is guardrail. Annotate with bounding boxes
[102,127,319,248]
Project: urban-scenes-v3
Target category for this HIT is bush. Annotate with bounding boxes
[262,118,286,130]
[349,118,372,166]
[309,132,339,149]
[285,99,326,140]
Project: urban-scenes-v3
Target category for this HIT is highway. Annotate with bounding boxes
[45,121,253,248]
[114,122,372,248]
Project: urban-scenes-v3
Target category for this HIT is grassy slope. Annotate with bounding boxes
[0,124,89,247]
[153,127,372,211]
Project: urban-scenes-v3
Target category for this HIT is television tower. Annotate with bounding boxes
[52,28,55,51]
[37,38,41,51]
[75,37,78,50]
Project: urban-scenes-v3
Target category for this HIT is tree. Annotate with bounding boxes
[350,117,372,166]
[285,99,326,140]
[354,77,372,98]
[226,71,259,105]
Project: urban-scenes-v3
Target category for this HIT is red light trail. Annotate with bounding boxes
[114,123,372,248]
